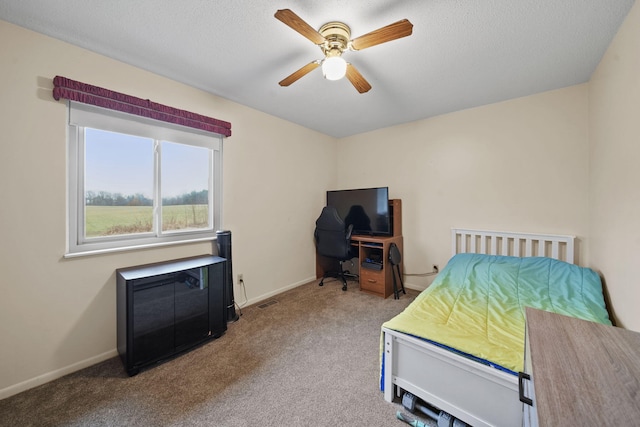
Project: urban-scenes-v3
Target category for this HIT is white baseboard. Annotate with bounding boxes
[240,277,426,307]
[404,282,427,292]
[2,275,417,401]
[1,277,316,400]
[237,276,316,308]
[0,349,118,400]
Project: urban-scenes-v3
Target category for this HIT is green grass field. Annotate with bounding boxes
[85,205,209,237]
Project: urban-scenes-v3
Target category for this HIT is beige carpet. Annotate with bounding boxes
[0,279,437,426]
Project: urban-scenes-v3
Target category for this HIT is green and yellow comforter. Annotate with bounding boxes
[382,253,611,376]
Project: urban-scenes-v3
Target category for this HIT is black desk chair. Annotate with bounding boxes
[389,243,406,299]
[314,206,356,291]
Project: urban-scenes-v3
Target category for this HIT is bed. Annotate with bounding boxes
[381,228,611,427]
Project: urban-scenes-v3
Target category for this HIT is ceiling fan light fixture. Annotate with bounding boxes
[322,56,347,81]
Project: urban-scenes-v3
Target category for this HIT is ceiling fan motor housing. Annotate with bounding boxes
[319,21,351,57]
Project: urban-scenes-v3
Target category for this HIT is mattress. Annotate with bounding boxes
[382,253,611,374]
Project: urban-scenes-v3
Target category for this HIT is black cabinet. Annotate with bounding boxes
[117,255,227,375]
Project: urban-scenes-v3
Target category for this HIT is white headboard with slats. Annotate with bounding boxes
[451,228,575,264]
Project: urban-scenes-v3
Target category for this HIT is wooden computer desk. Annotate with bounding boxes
[315,199,403,299]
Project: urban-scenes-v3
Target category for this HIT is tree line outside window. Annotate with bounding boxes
[85,190,209,207]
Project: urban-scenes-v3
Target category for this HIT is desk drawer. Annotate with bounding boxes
[360,268,384,294]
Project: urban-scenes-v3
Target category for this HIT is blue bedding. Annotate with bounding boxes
[381,253,611,387]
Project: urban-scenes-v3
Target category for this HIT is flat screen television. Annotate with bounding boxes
[326,187,391,236]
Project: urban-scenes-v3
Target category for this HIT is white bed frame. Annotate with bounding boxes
[382,228,575,427]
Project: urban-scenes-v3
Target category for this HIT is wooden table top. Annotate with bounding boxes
[526,307,640,426]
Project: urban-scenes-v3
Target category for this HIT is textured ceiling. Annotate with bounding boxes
[0,0,635,138]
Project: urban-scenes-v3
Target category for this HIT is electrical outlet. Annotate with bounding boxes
[237,273,243,284]
[433,265,439,273]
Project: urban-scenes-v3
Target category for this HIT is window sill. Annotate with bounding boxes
[64,236,216,259]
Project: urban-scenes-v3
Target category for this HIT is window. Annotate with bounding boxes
[67,102,222,256]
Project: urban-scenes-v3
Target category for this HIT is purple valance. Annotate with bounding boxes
[52,76,231,137]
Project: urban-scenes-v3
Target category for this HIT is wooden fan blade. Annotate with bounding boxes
[279,61,320,87]
[275,9,326,45]
[345,64,372,94]
[350,19,413,51]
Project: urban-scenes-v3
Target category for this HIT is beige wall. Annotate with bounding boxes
[0,20,336,398]
[2,0,639,399]
[338,85,591,288]
[589,1,640,330]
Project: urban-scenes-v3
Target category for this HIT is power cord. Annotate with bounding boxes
[229,278,246,319]
[236,277,248,311]
[403,265,439,277]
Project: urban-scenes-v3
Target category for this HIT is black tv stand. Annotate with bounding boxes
[116,255,227,376]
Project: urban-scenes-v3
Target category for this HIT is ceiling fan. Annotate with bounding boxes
[275,9,413,94]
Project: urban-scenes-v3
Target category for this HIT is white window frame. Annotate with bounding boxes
[66,102,223,257]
